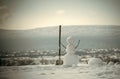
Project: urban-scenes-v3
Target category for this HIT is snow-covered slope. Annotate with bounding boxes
[0,63,120,79]
[0,25,120,50]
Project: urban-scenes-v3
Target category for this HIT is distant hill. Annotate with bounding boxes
[0,25,120,51]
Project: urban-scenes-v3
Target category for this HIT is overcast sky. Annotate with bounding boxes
[1,0,120,29]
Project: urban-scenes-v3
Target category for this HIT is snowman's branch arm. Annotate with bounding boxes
[61,43,66,49]
[75,40,80,49]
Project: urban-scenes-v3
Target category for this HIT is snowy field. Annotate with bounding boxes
[0,63,120,79]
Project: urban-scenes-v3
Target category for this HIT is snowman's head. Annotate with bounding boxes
[66,36,74,44]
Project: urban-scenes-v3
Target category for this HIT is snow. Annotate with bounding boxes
[0,63,120,79]
[63,36,79,66]
[88,58,104,67]
[63,53,79,66]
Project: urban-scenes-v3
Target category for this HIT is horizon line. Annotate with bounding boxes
[1,24,120,30]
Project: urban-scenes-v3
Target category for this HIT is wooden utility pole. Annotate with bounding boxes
[56,25,63,65]
[59,25,61,62]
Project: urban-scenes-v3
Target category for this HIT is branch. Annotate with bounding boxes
[61,43,66,49]
[75,40,80,49]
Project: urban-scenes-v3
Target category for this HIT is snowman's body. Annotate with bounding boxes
[63,37,79,66]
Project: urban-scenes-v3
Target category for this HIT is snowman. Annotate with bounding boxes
[62,36,80,66]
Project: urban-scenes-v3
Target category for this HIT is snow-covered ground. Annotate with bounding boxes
[0,63,120,79]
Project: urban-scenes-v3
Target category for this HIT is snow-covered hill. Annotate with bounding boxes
[0,25,120,50]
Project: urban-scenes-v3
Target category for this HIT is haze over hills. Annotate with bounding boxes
[0,25,120,51]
